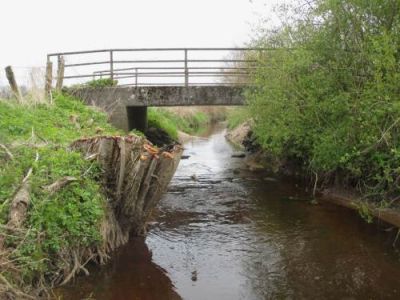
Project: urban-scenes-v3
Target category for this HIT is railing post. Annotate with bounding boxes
[110,50,114,81]
[56,55,65,91]
[184,49,188,87]
[135,68,138,87]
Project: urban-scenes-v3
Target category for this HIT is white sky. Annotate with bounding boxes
[0,0,283,86]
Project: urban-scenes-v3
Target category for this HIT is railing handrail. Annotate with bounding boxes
[47,47,272,58]
[46,47,268,88]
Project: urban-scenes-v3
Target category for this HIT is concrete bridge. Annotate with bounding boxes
[47,48,264,131]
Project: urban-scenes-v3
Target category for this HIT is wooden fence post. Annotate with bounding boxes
[45,60,53,96]
[56,56,65,91]
[5,66,22,101]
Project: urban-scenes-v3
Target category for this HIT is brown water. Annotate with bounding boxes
[61,125,400,300]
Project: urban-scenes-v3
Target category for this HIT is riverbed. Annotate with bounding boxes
[61,125,400,299]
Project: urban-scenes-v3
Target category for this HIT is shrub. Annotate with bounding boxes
[247,0,400,201]
[86,78,118,88]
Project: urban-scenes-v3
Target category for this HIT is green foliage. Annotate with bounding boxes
[5,148,105,279]
[247,0,400,201]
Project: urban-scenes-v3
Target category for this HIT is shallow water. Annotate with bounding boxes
[61,125,400,300]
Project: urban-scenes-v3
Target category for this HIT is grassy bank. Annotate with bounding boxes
[0,94,120,295]
[226,107,249,130]
[147,107,226,140]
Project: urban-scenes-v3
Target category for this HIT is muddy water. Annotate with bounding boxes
[62,125,400,300]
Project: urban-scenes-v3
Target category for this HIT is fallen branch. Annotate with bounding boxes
[0,144,14,161]
[7,151,39,228]
[43,176,77,195]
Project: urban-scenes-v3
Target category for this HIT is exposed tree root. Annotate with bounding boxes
[0,274,35,300]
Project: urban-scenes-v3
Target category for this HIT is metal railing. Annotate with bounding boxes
[47,48,268,87]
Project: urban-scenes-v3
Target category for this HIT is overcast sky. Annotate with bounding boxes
[0,0,282,85]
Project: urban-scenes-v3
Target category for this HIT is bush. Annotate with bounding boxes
[247,0,400,201]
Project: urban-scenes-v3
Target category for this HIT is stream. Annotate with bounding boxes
[61,124,400,300]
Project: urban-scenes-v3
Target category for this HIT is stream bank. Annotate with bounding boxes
[226,122,400,229]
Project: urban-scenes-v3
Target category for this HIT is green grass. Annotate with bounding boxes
[147,108,211,139]
[226,108,249,130]
[0,93,121,286]
[0,93,119,144]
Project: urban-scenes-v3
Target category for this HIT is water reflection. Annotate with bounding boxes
[58,237,180,300]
